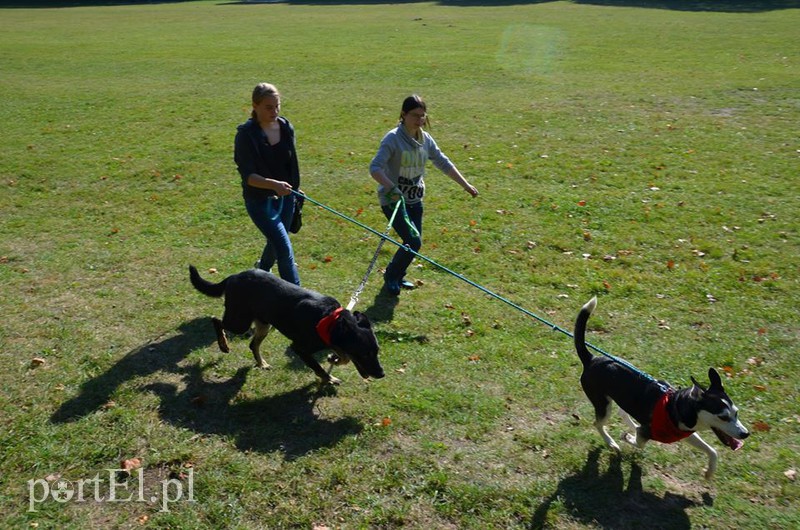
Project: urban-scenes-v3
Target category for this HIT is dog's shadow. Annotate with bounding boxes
[144,363,361,460]
[529,447,710,529]
[51,317,214,423]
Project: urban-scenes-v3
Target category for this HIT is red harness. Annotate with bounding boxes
[650,391,693,444]
[315,307,344,346]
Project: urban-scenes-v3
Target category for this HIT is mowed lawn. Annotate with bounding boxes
[1,1,798,528]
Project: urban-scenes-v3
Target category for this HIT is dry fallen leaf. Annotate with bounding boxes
[784,469,797,481]
[752,420,770,432]
[468,355,480,362]
[323,256,333,263]
[30,357,46,368]
[577,200,587,206]
[381,417,392,427]
[120,458,142,471]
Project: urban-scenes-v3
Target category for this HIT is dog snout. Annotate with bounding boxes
[740,430,750,440]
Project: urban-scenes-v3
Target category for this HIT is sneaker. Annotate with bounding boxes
[400,279,416,290]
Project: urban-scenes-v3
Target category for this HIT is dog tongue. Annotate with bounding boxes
[713,427,744,451]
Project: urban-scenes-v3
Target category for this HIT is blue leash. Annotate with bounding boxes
[292,190,663,386]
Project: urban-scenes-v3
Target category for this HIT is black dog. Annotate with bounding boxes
[189,266,384,384]
[575,297,749,479]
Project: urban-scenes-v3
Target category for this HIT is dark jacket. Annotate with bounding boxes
[234,117,300,200]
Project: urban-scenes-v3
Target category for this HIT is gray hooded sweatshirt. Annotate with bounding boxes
[369,125,456,206]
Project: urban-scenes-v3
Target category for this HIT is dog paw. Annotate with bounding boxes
[325,376,342,386]
[621,433,637,446]
[703,468,716,480]
[257,362,272,370]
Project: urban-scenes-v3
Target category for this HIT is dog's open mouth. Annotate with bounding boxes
[712,427,744,451]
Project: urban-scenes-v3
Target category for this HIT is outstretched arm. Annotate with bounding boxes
[446,167,478,198]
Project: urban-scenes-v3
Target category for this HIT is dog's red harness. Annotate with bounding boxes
[650,391,693,444]
[315,307,344,346]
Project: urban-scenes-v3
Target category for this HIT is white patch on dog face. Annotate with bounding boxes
[697,402,748,439]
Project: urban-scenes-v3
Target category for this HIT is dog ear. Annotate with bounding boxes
[352,311,373,329]
[707,367,723,390]
[690,376,707,393]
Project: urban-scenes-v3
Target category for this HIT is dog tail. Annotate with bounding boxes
[189,265,226,298]
[575,297,597,367]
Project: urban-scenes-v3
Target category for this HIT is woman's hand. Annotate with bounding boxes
[272,180,293,196]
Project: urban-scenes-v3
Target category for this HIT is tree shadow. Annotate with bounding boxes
[51,317,214,423]
[572,1,799,12]
[144,363,362,460]
[5,0,798,10]
[529,447,710,529]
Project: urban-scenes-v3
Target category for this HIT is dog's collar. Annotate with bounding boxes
[316,307,345,346]
[650,391,693,444]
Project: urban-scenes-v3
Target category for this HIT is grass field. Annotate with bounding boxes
[1,1,798,528]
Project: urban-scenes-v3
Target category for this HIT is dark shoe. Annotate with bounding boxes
[400,279,416,290]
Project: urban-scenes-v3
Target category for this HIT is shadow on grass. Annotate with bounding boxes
[51,316,362,458]
[529,447,710,529]
[571,0,800,12]
[362,284,400,323]
[4,0,797,10]
[51,317,214,424]
[144,364,362,460]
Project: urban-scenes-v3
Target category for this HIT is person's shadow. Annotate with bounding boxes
[51,315,363,459]
[51,317,214,423]
[362,285,400,323]
[144,363,362,460]
[362,286,429,346]
[529,447,710,529]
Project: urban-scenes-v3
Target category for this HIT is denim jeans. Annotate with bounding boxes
[382,201,422,283]
[245,195,300,285]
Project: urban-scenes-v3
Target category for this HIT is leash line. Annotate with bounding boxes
[293,190,661,384]
[346,199,403,311]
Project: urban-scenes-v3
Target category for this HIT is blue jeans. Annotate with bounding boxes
[245,195,300,286]
[382,201,422,283]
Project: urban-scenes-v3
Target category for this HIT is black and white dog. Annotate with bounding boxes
[574,297,749,479]
[189,265,384,385]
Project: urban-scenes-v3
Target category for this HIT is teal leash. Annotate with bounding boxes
[292,190,663,385]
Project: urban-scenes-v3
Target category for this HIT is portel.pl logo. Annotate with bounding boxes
[28,468,195,513]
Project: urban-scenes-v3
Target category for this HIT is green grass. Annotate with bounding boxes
[1,1,798,528]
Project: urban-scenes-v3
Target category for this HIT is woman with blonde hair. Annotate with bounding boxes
[234,83,302,285]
